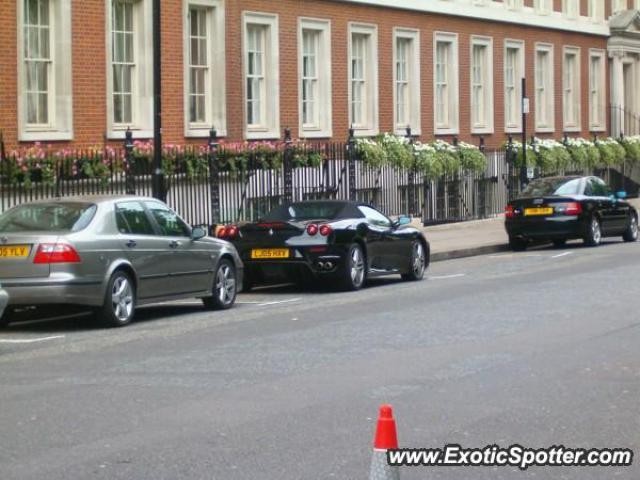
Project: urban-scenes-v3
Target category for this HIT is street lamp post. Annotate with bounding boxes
[520,77,529,191]
[152,0,164,200]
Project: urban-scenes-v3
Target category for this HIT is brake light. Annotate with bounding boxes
[226,225,239,240]
[33,243,81,264]
[505,205,516,219]
[217,227,228,239]
[306,224,319,236]
[564,202,583,216]
[319,224,333,236]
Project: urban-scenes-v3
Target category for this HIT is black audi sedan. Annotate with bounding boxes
[505,176,638,251]
[219,200,430,291]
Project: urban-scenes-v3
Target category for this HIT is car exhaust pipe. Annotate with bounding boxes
[317,261,325,270]
[324,262,334,270]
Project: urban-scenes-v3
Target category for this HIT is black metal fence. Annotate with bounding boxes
[0,129,637,228]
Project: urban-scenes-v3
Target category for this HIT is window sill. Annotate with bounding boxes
[246,129,281,141]
[19,130,73,142]
[505,126,523,134]
[563,126,582,133]
[394,127,422,136]
[185,128,228,139]
[107,129,154,141]
[471,126,494,135]
[589,125,606,133]
[300,129,333,139]
[535,126,555,133]
[352,127,379,138]
[434,127,460,136]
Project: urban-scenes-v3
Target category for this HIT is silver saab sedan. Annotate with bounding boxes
[0,196,243,327]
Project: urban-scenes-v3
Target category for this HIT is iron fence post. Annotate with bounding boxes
[283,128,293,204]
[208,128,221,225]
[124,127,136,195]
[347,127,356,201]
[506,135,514,202]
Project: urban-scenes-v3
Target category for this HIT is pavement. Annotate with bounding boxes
[422,197,640,262]
[1,239,639,480]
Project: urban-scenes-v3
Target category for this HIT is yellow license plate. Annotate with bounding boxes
[524,207,554,216]
[0,245,31,259]
[251,248,290,259]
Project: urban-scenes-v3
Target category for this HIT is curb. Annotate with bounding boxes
[431,243,509,263]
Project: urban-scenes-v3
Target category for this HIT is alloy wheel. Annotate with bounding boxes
[591,218,602,245]
[412,242,425,277]
[216,263,236,306]
[111,276,134,322]
[630,216,638,240]
[350,247,365,287]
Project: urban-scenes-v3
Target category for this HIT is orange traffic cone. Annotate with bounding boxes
[369,404,400,480]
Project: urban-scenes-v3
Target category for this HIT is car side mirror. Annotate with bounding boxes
[394,215,412,227]
[615,191,627,200]
[191,226,207,241]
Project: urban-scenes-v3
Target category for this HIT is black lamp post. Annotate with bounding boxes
[152,0,164,200]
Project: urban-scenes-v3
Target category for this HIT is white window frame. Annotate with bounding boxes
[106,0,153,140]
[470,35,493,134]
[563,46,581,132]
[393,28,421,136]
[504,39,525,133]
[589,49,606,132]
[348,23,379,137]
[534,0,553,15]
[433,31,459,136]
[17,0,73,141]
[183,0,226,138]
[504,0,523,11]
[562,0,579,19]
[588,0,604,22]
[298,18,332,139]
[242,12,280,140]
[535,43,555,133]
[612,0,628,14]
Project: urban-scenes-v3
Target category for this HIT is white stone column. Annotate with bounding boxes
[610,51,625,137]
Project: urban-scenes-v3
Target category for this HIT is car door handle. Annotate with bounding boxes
[169,240,181,249]
[126,240,137,248]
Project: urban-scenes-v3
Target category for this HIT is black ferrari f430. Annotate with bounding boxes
[219,201,430,290]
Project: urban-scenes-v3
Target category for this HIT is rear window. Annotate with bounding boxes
[263,202,355,221]
[521,178,582,197]
[0,203,97,233]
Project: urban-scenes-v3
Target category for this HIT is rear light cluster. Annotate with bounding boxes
[33,243,81,264]
[306,224,333,237]
[217,225,239,240]
[505,205,516,219]
[562,202,583,216]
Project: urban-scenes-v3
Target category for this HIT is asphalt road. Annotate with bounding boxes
[1,239,639,480]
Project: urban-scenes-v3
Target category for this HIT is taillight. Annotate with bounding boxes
[505,205,515,219]
[319,224,333,236]
[306,224,319,236]
[217,227,228,239]
[227,225,239,239]
[33,243,81,264]
[564,202,583,216]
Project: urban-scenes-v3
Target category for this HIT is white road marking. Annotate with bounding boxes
[257,298,302,307]
[430,274,466,280]
[552,251,574,259]
[0,335,65,344]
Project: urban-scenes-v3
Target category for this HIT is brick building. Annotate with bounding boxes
[1,0,640,150]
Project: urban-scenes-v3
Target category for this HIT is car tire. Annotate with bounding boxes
[96,270,136,328]
[552,239,567,248]
[509,236,527,252]
[401,240,427,281]
[203,259,237,310]
[622,213,638,243]
[584,216,602,247]
[340,243,366,291]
